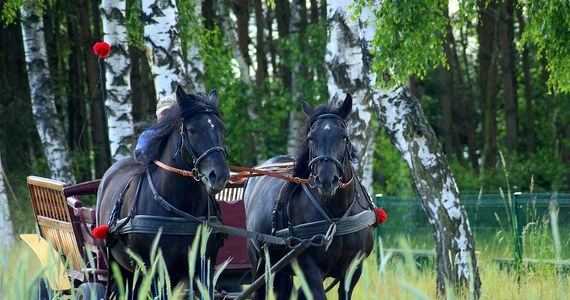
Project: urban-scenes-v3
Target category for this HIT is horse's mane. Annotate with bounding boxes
[137,92,222,166]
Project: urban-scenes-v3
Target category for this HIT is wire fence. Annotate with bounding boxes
[375,192,570,232]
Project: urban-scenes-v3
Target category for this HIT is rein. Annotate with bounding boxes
[154,160,195,177]
[227,164,353,188]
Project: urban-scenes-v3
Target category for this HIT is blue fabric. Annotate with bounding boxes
[136,129,156,153]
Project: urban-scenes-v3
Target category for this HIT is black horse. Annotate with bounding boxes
[96,86,230,296]
[244,94,375,300]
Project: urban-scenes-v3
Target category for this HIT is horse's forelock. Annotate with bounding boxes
[294,103,350,176]
[138,93,223,165]
[179,92,222,120]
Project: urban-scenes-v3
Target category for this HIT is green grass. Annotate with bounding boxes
[3,229,569,299]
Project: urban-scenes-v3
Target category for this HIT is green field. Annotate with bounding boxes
[2,226,568,299]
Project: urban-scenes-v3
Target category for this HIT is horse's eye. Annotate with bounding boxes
[188,128,195,134]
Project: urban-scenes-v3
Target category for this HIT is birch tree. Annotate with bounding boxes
[101,0,135,161]
[20,1,75,183]
[179,0,205,91]
[375,87,482,297]
[143,0,190,98]
[326,0,376,192]
[332,0,482,296]
[286,0,305,155]
[0,156,14,247]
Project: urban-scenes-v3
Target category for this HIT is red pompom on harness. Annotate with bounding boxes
[92,225,110,240]
[375,207,387,225]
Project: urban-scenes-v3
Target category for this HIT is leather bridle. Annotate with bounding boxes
[159,114,227,181]
[307,113,353,189]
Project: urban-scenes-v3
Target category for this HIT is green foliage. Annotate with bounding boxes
[126,0,144,49]
[199,27,255,165]
[521,0,570,93]
[353,0,449,88]
[373,127,415,197]
[1,0,23,25]
[198,17,328,165]
[176,0,202,60]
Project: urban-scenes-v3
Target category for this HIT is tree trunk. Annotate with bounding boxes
[516,5,534,154]
[326,1,376,192]
[20,3,76,183]
[67,1,91,182]
[477,0,499,169]
[182,0,205,91]
[0,156,14,247]
[274,0,291,90]
[451,19,479,169]
[219,0,257,166]
[234,0,251,67]
[81,0,110,177]
[101,0,135,161]
[287,0,307,155]
[498,0,518,156]
[254,0,268,87]
[438,62,455,160]
[374,87,482,297]
[142,0,189,96]
[328,1,482,297]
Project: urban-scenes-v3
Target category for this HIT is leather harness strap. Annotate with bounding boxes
[228,164,309,185]
[153,160,352,189]
[228,164,353,189]
[154,160,195,177]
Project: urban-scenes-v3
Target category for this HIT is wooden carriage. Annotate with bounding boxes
[21,175,252,299]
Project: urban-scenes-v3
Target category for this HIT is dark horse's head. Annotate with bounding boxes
[140,85,230,194]
[297,93,356,198]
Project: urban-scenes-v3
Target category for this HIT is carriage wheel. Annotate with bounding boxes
[75,282,106,300]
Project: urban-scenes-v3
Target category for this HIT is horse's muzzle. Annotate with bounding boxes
[314,173,340,198]
[203,166,230,195]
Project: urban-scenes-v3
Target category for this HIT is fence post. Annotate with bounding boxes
[375,193,383,265]
[513,192,524,270]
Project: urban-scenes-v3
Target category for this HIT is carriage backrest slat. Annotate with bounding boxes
[27,176,86,272]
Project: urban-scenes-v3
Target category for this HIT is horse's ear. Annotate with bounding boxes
[176,85,187,104]
[338,93,352,119]
[301,101,314,116]
[208,89,219,106]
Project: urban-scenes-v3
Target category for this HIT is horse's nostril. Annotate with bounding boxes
[332,175,339,184]
[208,170,217,182]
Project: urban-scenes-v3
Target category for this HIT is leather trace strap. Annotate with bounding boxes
[154,160,194,177]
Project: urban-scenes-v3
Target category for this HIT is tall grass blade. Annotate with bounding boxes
[187,225,202,299]
[344,253,365,299]
[291,260,313,300]
[263,245,275,300]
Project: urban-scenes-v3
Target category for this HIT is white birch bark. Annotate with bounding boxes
[183,0,205,91]
[143,0,189,97]
[326,0,376,193]
[374,87,481,296]
[20,3,76,183]
[286,0,304,155]
[101,0,135,161]
[0,156,14,247]
[219,0,252,86]
[328,0,481,296]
